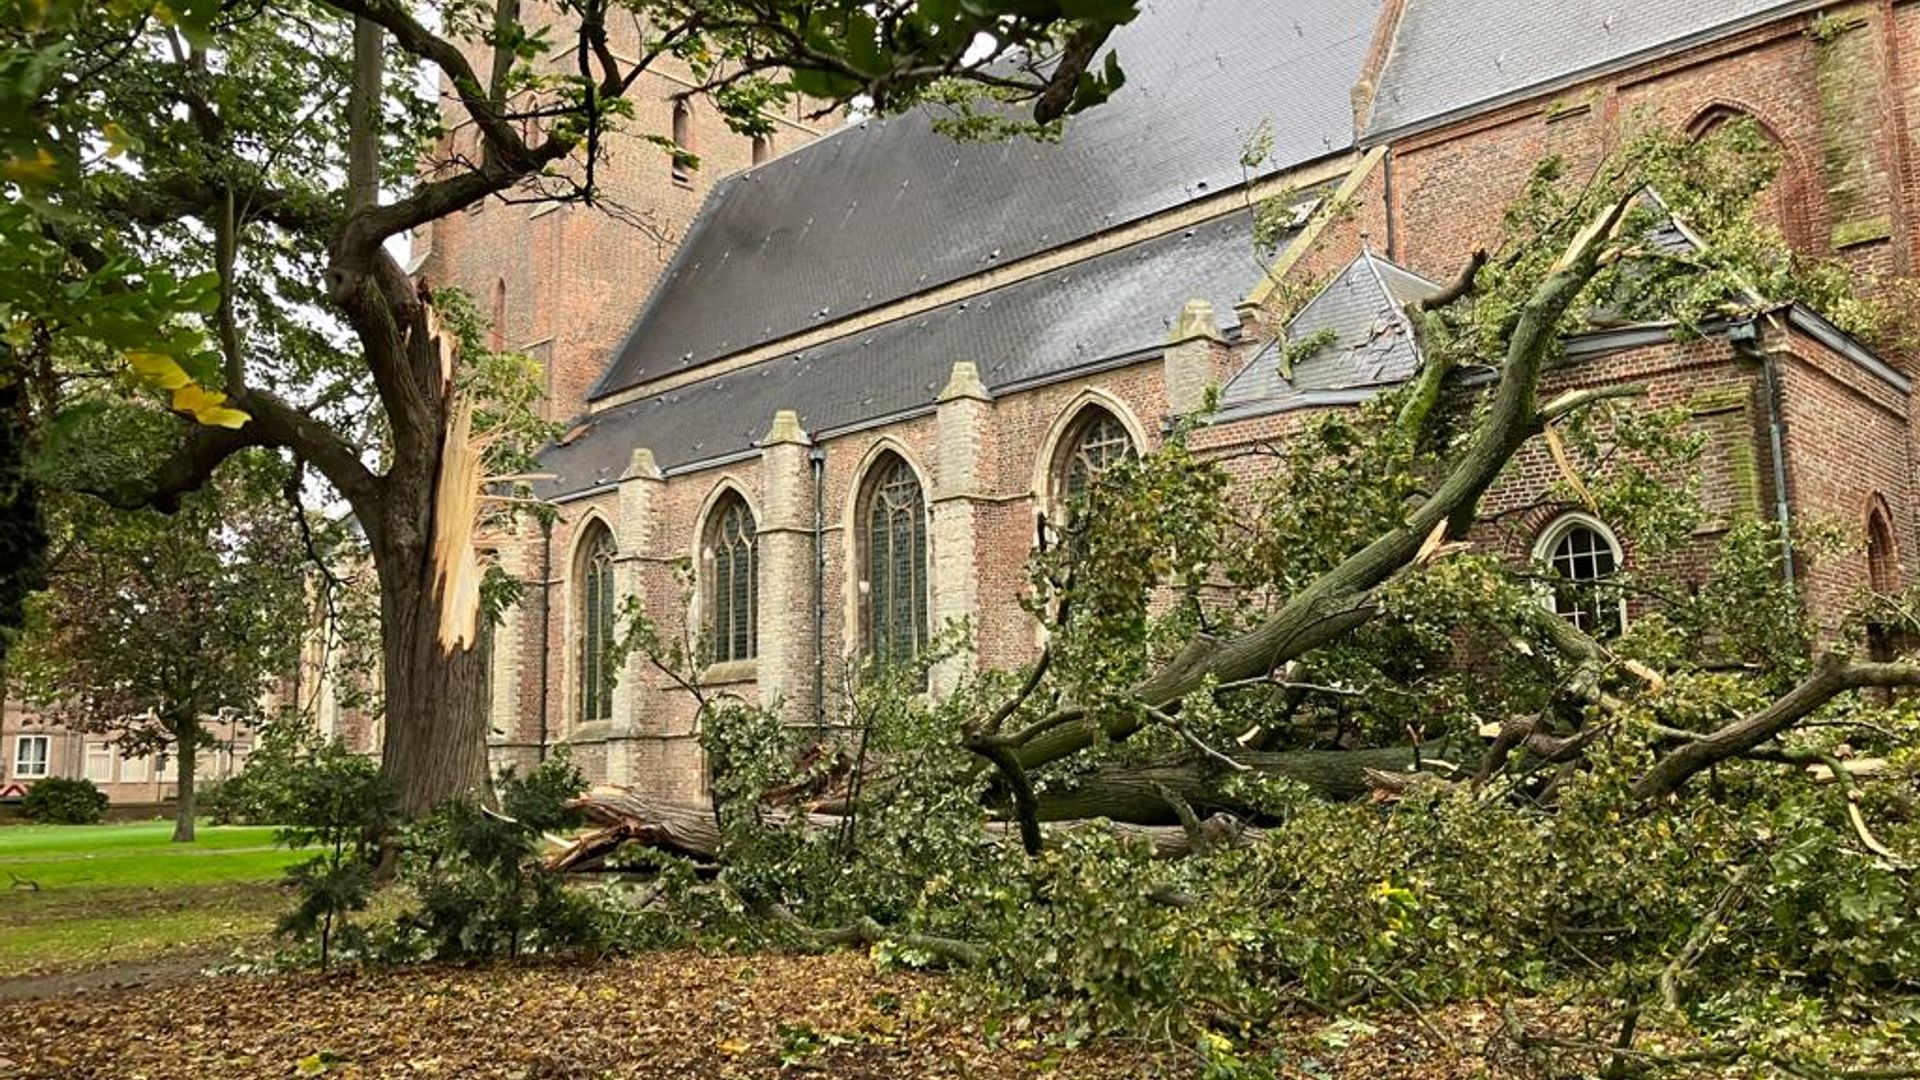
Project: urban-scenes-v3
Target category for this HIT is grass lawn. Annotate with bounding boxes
[0,822,303,977]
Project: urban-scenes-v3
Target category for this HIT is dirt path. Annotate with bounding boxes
[0,946,226,1002]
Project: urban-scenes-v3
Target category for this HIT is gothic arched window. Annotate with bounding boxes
[860,453,928,667]
[705,493,758,664]
[1055,406,1137,507]
[1867,503,1898,662]
[577,521,617,724]
[1535,514,1626,638]
[671,100,694,183]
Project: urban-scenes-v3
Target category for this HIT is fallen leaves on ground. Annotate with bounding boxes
[0,948,1586,1079]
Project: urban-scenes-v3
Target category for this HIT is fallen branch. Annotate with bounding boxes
[756,901,984,968]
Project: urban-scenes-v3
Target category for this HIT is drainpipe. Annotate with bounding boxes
[537,516,553,762]
[1732,317,1797,586]
[1381,147,1398,260]
[809,446,827,729]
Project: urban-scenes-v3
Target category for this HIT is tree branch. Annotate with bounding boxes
[1633,652,1920,800]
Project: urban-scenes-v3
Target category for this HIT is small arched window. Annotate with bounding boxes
[1868,507,1897,594]
[576,521,617,724]
[1867,506,1898,662]
[860,453,928,667]
[751,133,773,166]
[1056,406,1137,507]
[671,100,694,183]
[1535,515,1626,637]
[705,493,758,664]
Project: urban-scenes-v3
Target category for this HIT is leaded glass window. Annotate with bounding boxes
[1059,408,1136,507]
[862,455,928,667]
[577,522,616,723]
[706,494,758,664]
[1542,519,1623,637]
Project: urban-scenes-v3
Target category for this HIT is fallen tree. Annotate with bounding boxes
[551,791,1253,869]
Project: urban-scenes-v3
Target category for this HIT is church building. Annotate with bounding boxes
[414,0,1920,798]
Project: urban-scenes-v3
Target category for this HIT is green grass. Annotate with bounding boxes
[0,822,305,976]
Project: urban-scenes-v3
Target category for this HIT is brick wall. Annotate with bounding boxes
[1386,9,1912,288]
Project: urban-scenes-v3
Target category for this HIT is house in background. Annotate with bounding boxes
[0,699,255,808]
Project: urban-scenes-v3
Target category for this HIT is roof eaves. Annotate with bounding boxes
[1780,303,1913,394]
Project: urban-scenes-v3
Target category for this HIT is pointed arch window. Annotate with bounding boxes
[705,493,758,664]
[860,454,928,667]
[1534,514,1625,638]
[577,521,617,724]
[671,100,694,183]
[1056,406,1137,507]
[1867,504,1898,662]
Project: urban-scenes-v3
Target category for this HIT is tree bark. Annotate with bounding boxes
[171,719,198,843]
[377,548,492,817]
[554,793,1245,868]
[1034,740,1461,824]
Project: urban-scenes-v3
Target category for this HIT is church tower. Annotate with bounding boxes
[410,25,836,423]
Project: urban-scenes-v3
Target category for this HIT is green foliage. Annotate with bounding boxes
[397,750,605,960]
[201,713,333,826]
[274,740,398,971]
[0,378,44,658]
[20,775,107,824]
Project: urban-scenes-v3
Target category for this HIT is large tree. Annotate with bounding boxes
[3,0,1141,815]
[12,454,310,841]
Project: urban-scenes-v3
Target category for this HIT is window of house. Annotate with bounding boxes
[1056,406,1137,507]
[577,521,617,724]
[671,100,694,184]
[84,742,114,783]
[860,454,929,668]
[13,735,49,778]
[1536,514,1626,637]
[705,493,758,665]
[120,752,149,783]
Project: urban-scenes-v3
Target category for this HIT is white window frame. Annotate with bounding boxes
[120,752,149,783]
[84,742,115,783]
[1532,512,1629,635]
[13,735,50,779]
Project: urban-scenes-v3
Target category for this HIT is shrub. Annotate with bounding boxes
[274,738,398,970]
[21,776,108,824]
[205,712,326,825]
[398,749,605,960]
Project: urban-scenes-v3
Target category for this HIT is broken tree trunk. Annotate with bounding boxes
[1032,739,1464,824]
[549,792,1256,871]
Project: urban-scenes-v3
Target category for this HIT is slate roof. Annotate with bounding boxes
[591,0,1384,401]
[1217,251,1440,420]
[542,213,1268,495]
[1364,0,1812,139]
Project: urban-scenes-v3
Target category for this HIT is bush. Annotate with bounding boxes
[21,776,108,824]
[204,712,325,825]
[398,749,606,960]
[274,738,398,970]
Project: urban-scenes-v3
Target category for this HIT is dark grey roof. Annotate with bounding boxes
[543,213,1268,494]
[1365,0,1809,138]
[592,0,1383,401]
[1218,251,1438,418]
